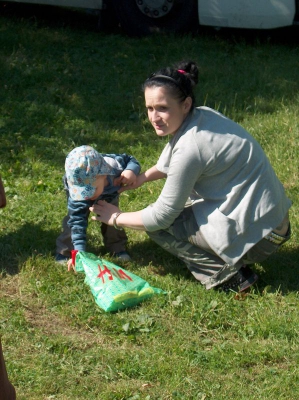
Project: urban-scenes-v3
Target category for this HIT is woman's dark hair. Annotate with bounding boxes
[143,61,199,111]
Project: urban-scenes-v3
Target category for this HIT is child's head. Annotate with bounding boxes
[65,145,113,201]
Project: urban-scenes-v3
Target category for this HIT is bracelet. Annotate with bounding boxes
[113,212,123,230]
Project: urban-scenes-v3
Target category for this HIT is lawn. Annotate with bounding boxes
[0,4,298,400]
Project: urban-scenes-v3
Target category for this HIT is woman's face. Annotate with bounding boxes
[145,86,192,137]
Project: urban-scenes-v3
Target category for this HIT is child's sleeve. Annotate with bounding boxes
[67,197,91,251]
[111,154,141,175]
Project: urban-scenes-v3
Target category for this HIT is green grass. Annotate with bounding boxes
[0,5,299,399]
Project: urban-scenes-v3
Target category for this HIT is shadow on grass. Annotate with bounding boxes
[130,238,187,272]
[88,236,192,281]
[257,246,299,294]
[127,237,299,294]
[0,222,58,275]
[1,3,299,173]
[0,219,298,295]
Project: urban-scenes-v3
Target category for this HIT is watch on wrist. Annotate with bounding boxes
[113,212,123,230]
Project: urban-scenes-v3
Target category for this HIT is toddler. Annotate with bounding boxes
[55,145,141,265]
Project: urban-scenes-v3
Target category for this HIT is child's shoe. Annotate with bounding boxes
[55,253,69,265]
[114,251,131,261]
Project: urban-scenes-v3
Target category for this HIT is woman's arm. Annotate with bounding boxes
[142,165,167,182]
[90,166,166,229]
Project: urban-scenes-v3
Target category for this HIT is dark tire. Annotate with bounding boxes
[111,0,197,37]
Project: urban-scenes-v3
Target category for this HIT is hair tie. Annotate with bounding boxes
[177,69,186,74]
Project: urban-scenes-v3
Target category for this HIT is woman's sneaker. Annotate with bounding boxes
[216,265,258,293]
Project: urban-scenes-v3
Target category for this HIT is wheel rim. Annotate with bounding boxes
[135,0,174,19]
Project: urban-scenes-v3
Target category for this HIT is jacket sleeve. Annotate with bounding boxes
[67,197,92,251]
[142,134,204,231]
[104,153,141,176]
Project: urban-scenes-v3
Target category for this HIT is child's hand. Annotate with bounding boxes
[117,173,145,193]
[67,258,75,272]
[114,170,137,188]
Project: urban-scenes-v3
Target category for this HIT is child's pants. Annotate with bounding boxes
[146,206,290,289]
[56,196,128,258]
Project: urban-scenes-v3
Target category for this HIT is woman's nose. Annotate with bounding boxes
[152,110,160,121]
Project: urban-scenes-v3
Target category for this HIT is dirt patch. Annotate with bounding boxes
[0,274,20,298]
[0,275,108,347]
[24,305,108,346]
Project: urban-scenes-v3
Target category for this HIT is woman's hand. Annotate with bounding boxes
[90,200,120,226]
[91,200,145,231]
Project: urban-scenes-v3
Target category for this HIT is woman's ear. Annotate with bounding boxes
[183,96,192,114]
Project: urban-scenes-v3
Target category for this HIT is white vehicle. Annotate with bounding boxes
[2,0,299,36]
